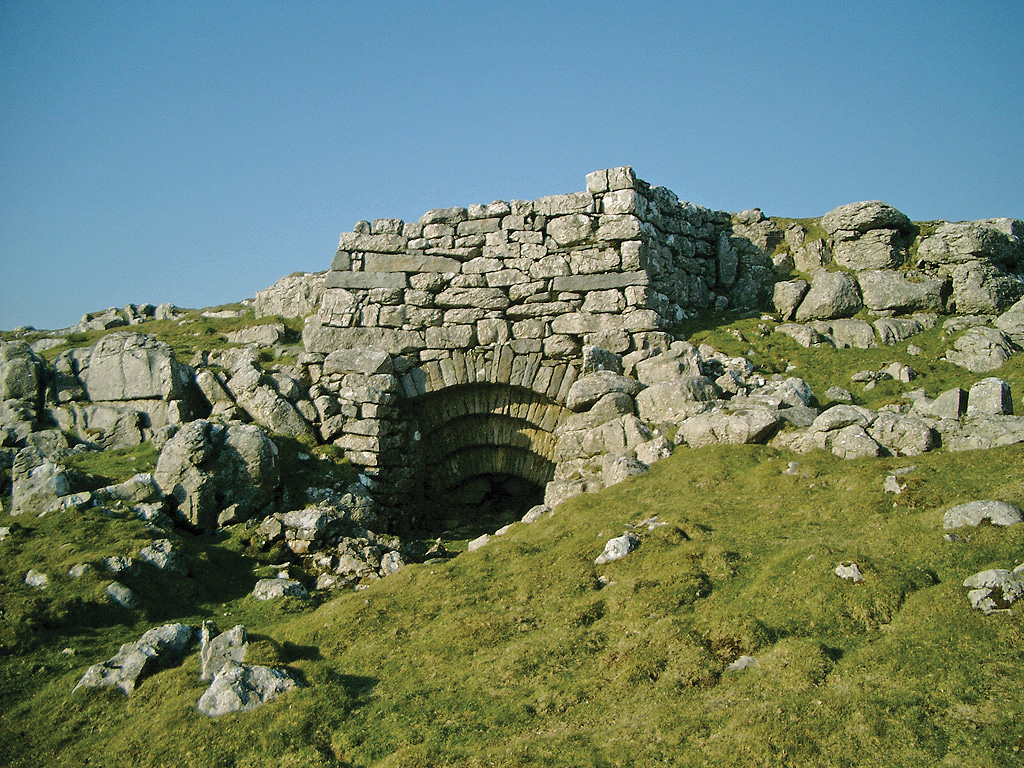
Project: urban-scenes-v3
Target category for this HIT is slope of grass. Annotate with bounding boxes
[2,439,1021,767]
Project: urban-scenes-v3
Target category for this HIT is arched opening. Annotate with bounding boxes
[401,383,568,538]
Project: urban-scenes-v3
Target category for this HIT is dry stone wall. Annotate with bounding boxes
[295,168,774,511]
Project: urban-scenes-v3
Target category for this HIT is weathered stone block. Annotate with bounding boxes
[551,271,649,292]
[363,254,461,273]
[547,214,596,246]
[597,215,642,241]
[435,287,510,310]
[337,232,406,253]
[535,192,595,216]
[426,325,476,349]
[324,271,407,290]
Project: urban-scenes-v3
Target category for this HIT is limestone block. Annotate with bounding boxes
[606,166,637,191]
[857,269,945,314]
[477,319,511,345]
[874,317,925,345]
[945,327,1016,373]
[302,324,425,355]
[529,255,571,278]
[443,308,487,324]
[773,280,809,321]
[832,229,906,271]
[363,254,461,273]
[867,412,938,456]
[917,220,1023,267]
[911,388,967,421]
[337,232,406,253]
[461,256,504,274]
[323,348,393,376]
[582,289,626,313]
[967,377,1013,418]
[821,201,913,236]
[806,319,877,349]
[569,247,620,274]
[435,287,510,310]
[597,215,642,241]
[324,271,407,290]
[534,192,595,216]
[551,271,648,292]
[419,207,469,226]
[951,261,1024,314]
[601,189,646,216]
[426,325,476,349]
[794,271,863,321]
[635,378,719,424]
[457,217,502,236]
[485,268,527,287]
[547,214,596,246]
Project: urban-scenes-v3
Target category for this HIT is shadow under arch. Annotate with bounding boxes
[399,382,570,538]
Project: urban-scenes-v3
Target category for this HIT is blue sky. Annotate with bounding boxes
[2,1,1022,330]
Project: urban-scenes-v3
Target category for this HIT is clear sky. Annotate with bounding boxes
[2,1,1022,330]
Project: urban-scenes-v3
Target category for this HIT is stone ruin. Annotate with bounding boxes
[291,167,776,520]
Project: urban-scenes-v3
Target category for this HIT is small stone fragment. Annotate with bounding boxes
[595,532,639,565]
[834,562,864,583]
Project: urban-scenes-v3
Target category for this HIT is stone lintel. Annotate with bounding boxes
[337,232,407,253]
[303,324,425,355]
[551,271,649,292]
[325,271,408,290]
[364,254,462,273]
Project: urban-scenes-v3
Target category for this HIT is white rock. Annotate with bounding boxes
[595,532,639,565]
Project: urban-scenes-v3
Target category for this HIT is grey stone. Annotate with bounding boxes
[950,261,1024,315]
[467,534,490,552]
[197,661,301,717]
[24,569,48,588]
[828,424,883,459]
[580,345,624,375]
[595,532,639,565]
[252,578,309,600]
[867,413,938,456]
[775,323,826,348]
[857,269,945,314]
[226,358,315,442]
[943,500,1023,529]
[834,562,864,583]
[773,280,809,320]
[911,388,967,421]
[994,297,1024,345]
[917,220,1023,267]
[254,272,325,318]
[675,407,783,448]
[807,318,877,349]
[0,341,43,403]
[82,332,194,403]
[137,539,187,575]
[601,452,648,486]
[811,404,876,432]
[832,228,904,271]
[794,271,862,321]
[634,377,719,424]
[521,504,552,523]
[565,371,644,412]
[945,327,1017,373]
[154,420,279,530]
[874,317,925,345]
[75,623,193,695]
[105,581,139,609]
[967,378,1013,418]
[226,324,285,347]
[943,416,1024,452]
[635,436,673,465]
[200,622,248,681]
[963,568,1024,614]
[10,447,72,516]
[821,201,913,236]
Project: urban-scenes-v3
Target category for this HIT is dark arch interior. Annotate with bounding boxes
[398,383,567,539]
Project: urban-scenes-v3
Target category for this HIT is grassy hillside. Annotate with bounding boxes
[2,438,1022,767]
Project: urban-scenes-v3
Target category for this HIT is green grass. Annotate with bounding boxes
[684,313,1024,412]
[2,439,1022,767]
[1,307,305,365]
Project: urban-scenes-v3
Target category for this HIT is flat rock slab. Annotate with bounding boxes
[595,532,639,565]
[963,567,1024,614]
[943,500,1024,530]
[74,623,194,695]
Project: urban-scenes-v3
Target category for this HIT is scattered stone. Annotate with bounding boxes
[74,623,194,695]
[521,504,552,524]
[825,386,853,403]
[24,569,48,588]
[68,564,91,578]
[834,562,864,583]
[883,475,904,494]
[200,622,248,681]
[137,538,187,575]
[963,566,1024,614]
[967,378,1013,418]
[467,534,490,552]
[726,655,759,671]
[943,500,1024,530]
[595,532,639,565]
[252,578,309,600]
[196,661,301,717]
[945,326,1017,373]
[106,581,139,609]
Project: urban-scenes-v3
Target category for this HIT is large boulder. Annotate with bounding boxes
[154,420,280,530]
[196,660,301,717]
[82,332,194,403]
[916,220,1024,269]
[822,202,915,271]
[856,270,946,315]
[10,447,74,515]
[945,327,1017,373]
[565,371,644,412]
[949,261,1024,315]
[794,271,863,321]
[225,357,316,442]
[995,297,1024,345]
[0,341,44,404]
